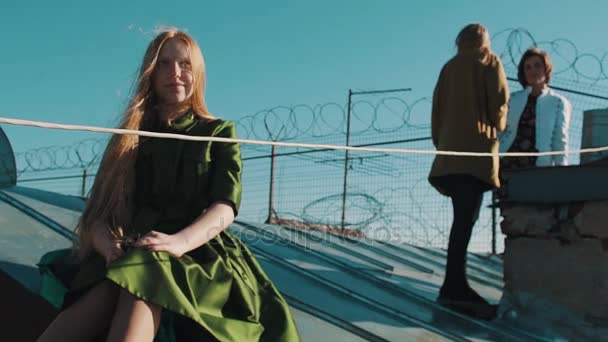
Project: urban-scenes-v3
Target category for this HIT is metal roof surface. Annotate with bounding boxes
[0,185,569,341]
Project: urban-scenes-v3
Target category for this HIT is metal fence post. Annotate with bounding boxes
[491,191,497,255]
[340,90,353,231]
[81,169,87,197]
[266,145,277,224]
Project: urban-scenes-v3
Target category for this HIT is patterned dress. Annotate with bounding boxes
[39,114,300,342]
[497,94,539,199]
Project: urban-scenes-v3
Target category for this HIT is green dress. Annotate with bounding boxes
[41,115,300,341]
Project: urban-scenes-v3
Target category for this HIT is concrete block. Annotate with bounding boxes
[573,201,608,239]
[503,237,608,320]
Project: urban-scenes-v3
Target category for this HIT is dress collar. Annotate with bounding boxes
[524,85,550,96]
[167,112,196,132]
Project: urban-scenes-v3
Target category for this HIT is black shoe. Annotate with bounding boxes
[437,295,498,321]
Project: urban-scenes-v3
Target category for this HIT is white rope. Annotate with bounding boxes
[1,116,607,157]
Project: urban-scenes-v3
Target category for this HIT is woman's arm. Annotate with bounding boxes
[178,201,235,251]
[485,57,509,132]
[134,202,234,257]
[551,97,571,166]
[134,201,234,257]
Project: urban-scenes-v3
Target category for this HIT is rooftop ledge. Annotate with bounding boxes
[498,159,608,339]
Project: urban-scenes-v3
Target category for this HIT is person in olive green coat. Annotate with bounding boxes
[37,30,300,342]
[428,23,509,320]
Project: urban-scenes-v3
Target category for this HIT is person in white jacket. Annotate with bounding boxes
[497,47,571,198]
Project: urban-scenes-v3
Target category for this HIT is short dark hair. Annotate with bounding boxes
[517,47,553,88]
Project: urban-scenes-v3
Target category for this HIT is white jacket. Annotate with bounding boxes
[498,86,571,166]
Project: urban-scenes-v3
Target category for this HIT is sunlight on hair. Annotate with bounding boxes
[153,24,189,35]
[126,24,189,39]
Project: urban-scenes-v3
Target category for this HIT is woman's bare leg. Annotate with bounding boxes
[106,288,162,342]
[37,280,120,342]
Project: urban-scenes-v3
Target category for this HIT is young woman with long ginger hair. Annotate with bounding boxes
[38,29,300,342]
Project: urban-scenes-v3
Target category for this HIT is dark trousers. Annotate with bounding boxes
[431,175,489,296]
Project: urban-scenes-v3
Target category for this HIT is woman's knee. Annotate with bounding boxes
[89,279,120,300]
[37,281,121,342]
[116,287,162,315]
[64,280,120,314]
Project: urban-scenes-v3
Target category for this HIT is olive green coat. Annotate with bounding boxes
[429,51,509,194]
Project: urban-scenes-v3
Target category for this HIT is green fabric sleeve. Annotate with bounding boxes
[209,120,243,216]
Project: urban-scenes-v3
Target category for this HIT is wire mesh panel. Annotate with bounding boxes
[8,28,608,254]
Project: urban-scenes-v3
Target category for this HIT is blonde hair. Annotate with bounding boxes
[75,29,213,255]
[456,23,491,55]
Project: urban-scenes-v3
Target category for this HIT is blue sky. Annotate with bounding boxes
[1,0,606,152]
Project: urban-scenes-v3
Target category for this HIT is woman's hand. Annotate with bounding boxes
[134,230,187,258]
[91,226,124,267]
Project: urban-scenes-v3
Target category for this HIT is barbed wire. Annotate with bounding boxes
[12,96,430,173]
[235,96,430,142]
[11,28,608,176]
[15,138,105,174]
[494,27,608,84]
[267,178,492,247]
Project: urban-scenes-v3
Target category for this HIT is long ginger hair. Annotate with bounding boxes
[75,29,213,255]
